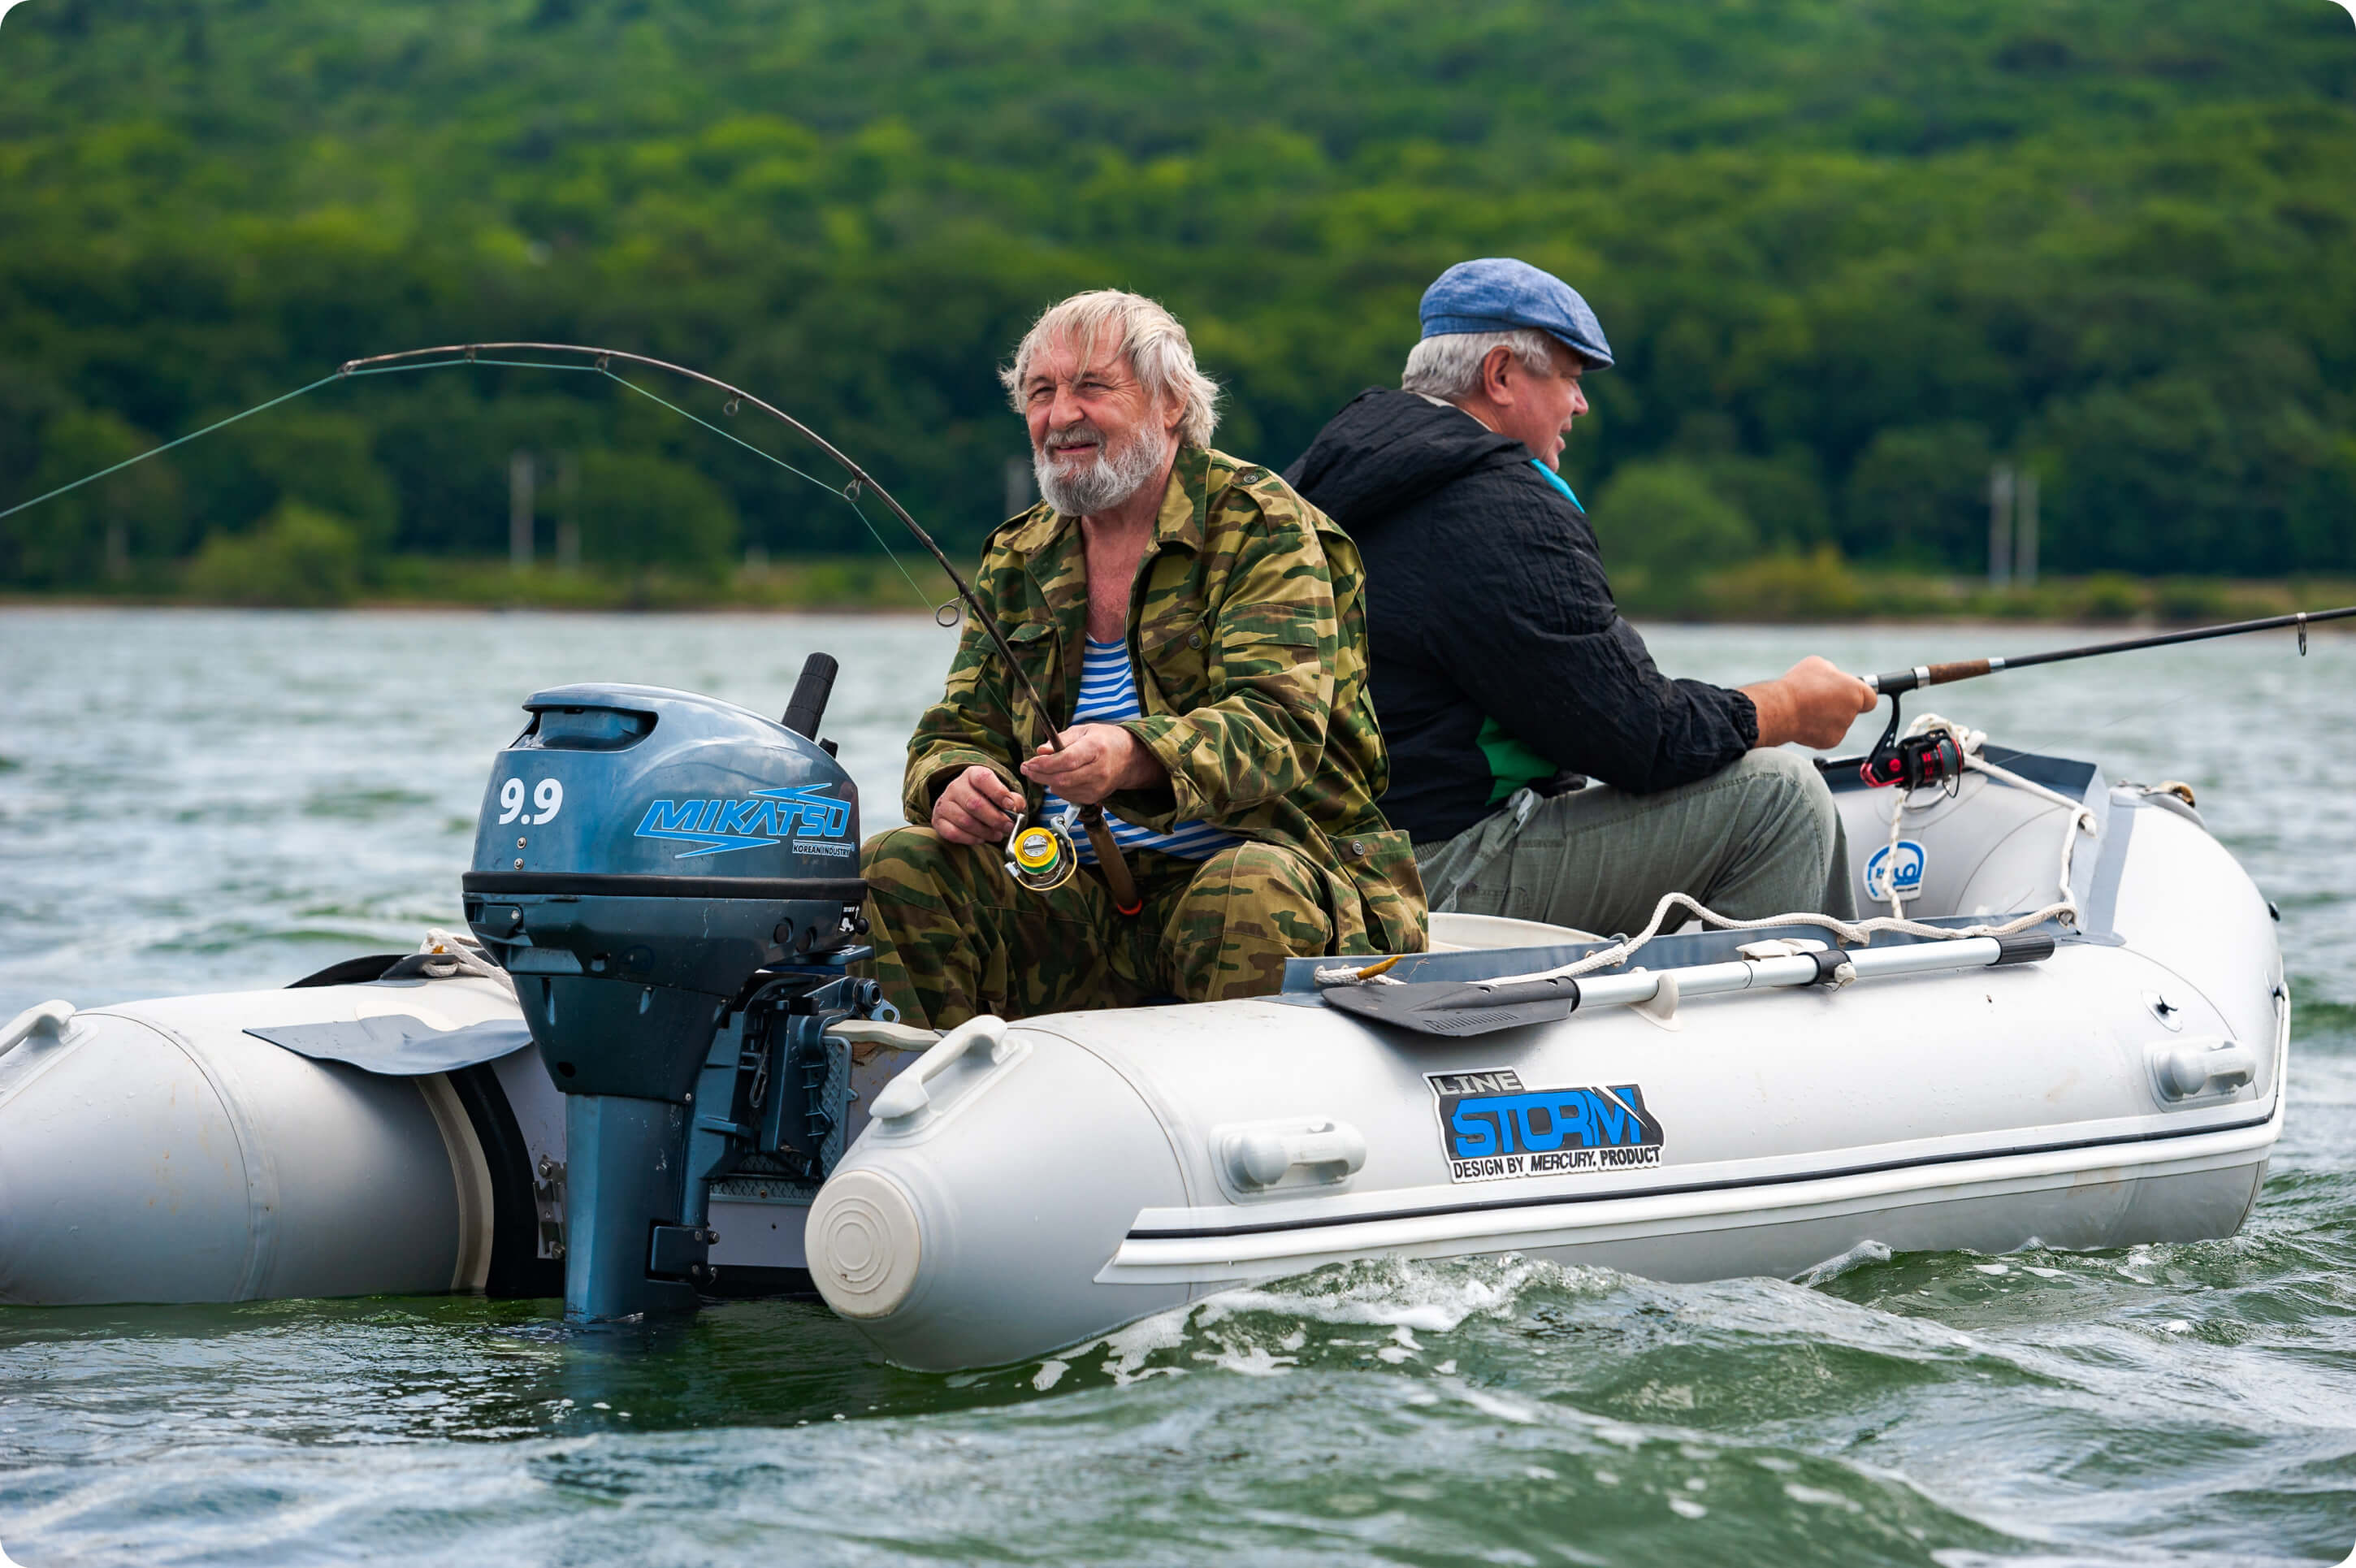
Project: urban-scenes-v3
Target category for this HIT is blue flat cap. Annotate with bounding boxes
[1419,258,1613,370]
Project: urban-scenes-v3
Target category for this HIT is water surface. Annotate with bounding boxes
[2,609,2351,1566]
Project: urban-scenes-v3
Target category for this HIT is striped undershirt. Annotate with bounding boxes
[1043,638,1240,864]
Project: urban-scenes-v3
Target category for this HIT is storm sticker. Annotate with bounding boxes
[1428,1068,1664,1183]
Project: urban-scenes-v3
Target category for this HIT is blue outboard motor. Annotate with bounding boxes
[461,655,890,1321]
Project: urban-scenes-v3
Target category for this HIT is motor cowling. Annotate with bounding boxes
[461,678,868,1319]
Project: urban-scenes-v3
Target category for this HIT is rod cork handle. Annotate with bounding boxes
[1081,808,1145,916]
[1865,658,1994,695]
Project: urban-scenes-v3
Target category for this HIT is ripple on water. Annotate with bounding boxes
[5,612,2356,1566]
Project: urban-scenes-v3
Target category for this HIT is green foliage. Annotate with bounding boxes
[1700,545,1867,622]
[2076,572,2146,622]
[1843,422,1994,568]
[4,405,181,585]
[184,501,365,606]
[0,0,2351,588]
[576,450,739,579]
[1592,459,1759,606]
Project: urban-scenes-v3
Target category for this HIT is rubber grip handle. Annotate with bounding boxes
[782,652,839,739]
[1458,977,1584,1010]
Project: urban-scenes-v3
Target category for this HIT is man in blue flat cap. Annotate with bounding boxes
[1285,258,1877,936]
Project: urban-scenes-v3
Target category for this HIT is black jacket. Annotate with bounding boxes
[1285,389,1756,843]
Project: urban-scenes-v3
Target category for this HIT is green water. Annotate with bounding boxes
[3,609,2353,1566]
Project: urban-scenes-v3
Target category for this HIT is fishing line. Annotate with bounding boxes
[585,364,936,610]
[0,353,940,612]
[5,340,1146,911]
[349,352,938,609]
[0,371,344,525]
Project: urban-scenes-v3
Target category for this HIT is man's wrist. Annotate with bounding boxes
[1737,679,1790,749]
[1115,727,1168,790]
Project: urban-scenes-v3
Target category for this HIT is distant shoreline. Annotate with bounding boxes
[4,560,2351,632]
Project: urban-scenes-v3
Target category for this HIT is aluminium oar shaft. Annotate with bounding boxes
[1864,604,2356,695]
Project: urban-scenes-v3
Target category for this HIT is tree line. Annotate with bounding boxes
[2,0,2350,597]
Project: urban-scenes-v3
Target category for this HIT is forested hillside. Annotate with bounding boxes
[2,0,2351,599]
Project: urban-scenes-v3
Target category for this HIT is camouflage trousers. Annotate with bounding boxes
[859,827,1337,1030]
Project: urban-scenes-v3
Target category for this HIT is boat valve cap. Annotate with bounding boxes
[807,1169,924,1319]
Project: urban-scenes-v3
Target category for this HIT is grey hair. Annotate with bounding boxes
[1000,290,1221,449]
[1400,329,1560,403]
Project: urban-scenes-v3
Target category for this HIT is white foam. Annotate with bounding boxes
[1191,1344,1297,1377]
[1095,1305,1194,1385]
[1441,1379,1540,1425]
[1195,1255,1559,1336]
[1793,1240,1890,1287]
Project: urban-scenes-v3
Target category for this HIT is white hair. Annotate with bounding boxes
[1000,290,1221,449]
[1400,329,1560,403]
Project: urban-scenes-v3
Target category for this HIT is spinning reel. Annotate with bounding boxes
[1005,810,1081,893]
[1859,695,1965,795]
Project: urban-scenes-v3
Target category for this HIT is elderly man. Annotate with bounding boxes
[1285,258,1877,937]
[861,289,1424,1030]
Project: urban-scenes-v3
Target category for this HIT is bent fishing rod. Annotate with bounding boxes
[4,340,1146,912]
[1850,602,2356,790]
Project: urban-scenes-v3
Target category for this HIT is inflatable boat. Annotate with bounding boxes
[0,674,2286,1378]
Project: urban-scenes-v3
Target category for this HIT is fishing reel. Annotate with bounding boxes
[1005,809,1081,893]
[1860,695,1964,795]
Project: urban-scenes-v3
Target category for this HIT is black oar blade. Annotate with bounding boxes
[1321,976,1582,1037]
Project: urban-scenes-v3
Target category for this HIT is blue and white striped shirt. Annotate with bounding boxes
[1044,639,1241,864]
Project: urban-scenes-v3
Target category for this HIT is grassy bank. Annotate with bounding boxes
[4,552,2350,626]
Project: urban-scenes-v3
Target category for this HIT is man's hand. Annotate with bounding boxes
[932,764,1027,847]
[1740,656,1878,751]
[1019,723,1167,806]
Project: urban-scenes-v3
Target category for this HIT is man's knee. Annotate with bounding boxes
[862,825,939,899]
[1166,843,1333,995]
[1725,747,1838,843]
[861,825,1000,916]
[1189,842,1330,927]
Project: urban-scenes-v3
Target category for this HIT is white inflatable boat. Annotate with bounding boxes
[0,729,2287,1377]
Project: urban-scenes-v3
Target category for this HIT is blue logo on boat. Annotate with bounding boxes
[634,786,850,858]
[1429,1069,1664,1183]
[1863,838,1928,903]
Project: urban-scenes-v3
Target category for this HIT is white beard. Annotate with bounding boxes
[1034,420,1172,518]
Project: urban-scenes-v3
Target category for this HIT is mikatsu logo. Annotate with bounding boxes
[1428,1068,1663,1183]
[634,786,849,858]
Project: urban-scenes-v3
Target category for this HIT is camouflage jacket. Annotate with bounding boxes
[903,444,1427,956]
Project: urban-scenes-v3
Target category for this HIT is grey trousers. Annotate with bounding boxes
[1414,748,1856,937]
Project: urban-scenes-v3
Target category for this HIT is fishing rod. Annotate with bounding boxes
[1862,604,2356,695]
[6,340,1146,913]
[1854,602,2356,790]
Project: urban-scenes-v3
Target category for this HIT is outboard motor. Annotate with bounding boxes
[461,655,890,1321]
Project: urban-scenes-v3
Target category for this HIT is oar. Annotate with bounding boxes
[1322,934,2054,1037]
[1864,604,2356,695]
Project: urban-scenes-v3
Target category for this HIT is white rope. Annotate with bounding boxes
[1475,717,2097,986]
[418,928,518,997]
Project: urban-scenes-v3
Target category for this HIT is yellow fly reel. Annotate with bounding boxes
[1003,814,1080,893]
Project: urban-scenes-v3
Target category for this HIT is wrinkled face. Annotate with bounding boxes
[1020,331,1183,516]
[1490,336,1590,470]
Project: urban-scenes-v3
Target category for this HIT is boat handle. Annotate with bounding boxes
[2157,1040,2257,1100]
[0,1000,74,1059]
[868,1014,1011,1128]
[1226,1120,1368,1189]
